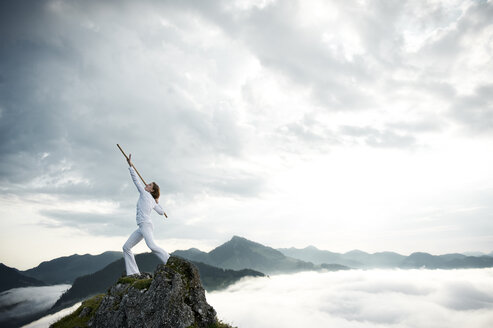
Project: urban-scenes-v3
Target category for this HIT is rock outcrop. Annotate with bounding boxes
[51,256,234,328]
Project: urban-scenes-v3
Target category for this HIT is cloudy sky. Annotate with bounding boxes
[1,0,492,269]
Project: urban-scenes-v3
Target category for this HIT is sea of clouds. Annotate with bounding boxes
[4,268,493,327]
[0,284,69,324]
[207,268,493,328]
[23,302,81,328]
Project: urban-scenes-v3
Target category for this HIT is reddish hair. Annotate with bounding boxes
[150,182,160,200]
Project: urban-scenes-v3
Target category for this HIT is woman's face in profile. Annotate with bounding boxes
[144,183,154,193]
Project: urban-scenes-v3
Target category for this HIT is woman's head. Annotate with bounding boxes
[145,182,160,200]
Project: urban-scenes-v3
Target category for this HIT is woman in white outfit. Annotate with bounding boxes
[122,153,170,276]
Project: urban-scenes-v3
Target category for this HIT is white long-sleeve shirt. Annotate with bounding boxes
[129,166,165,224]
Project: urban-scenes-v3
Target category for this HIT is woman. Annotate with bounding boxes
[122,153,170,276]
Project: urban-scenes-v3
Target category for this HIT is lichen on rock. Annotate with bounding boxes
[50,256,235,328]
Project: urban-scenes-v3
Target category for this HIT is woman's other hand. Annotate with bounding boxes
[127,153,133,167]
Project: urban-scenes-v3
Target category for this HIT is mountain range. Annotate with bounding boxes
[3,236,493,293]
[278,245,493,269]
[173,236,493,270]
[2,235,493,327]
[21,251,122,284]
[173,235,324,274]
[0,263,45,292]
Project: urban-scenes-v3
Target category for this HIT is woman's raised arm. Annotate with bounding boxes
[127,154,145,193]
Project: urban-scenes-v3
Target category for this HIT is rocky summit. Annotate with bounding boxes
[51,256,234,328]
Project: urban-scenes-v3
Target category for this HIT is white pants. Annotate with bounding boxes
[122,222,170,276]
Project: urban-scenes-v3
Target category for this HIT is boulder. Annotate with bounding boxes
[51,256,233,328]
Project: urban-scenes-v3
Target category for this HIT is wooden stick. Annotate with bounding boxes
[117,144,147,185]
[117,144,168,218]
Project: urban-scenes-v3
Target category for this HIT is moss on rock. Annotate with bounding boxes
[116,276,138,285]
[186,320,236,328]
[132,278,152,290]
[50,294,105,328]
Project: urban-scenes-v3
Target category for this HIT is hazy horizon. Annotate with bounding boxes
[4,234,493,271]
[1,0,493,270]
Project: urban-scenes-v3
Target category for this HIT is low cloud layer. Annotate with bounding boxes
[23,302,81,328]
[207,268,493,328]
[0,285,70,322]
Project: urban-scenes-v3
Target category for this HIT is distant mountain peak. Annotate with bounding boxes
[205,235,313,273]
[409,252,433,257]
[231,235,248,242]
[228,236,262,247]
[0,262,45,292]
[187,247,204,253]
[345,249,369,255]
